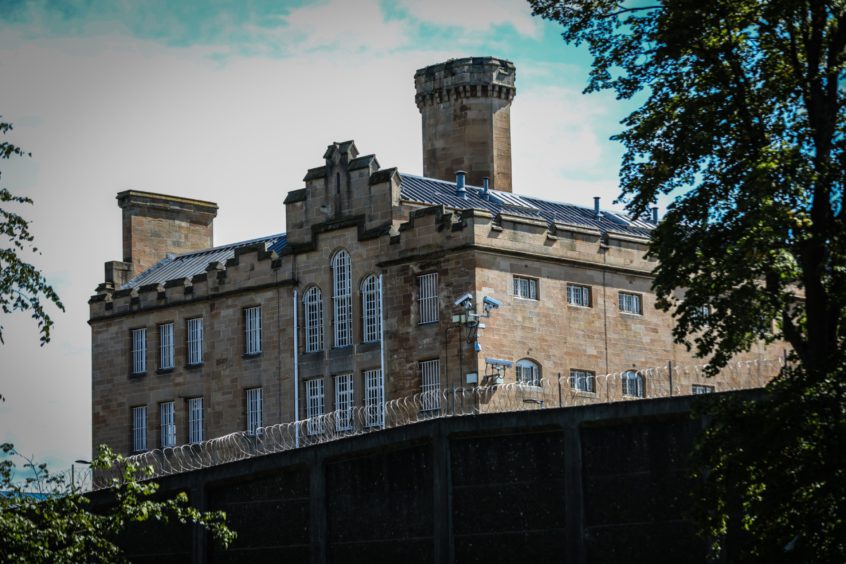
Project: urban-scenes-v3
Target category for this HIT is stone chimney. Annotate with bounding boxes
[414,57,516,192]
[109,190,218,284]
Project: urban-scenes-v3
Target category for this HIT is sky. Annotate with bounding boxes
[0,0,641,473]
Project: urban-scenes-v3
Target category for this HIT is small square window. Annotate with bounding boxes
[513,276,538,300]
[567,284,591,307]
[570,369,596,393]
[619,292,643,315]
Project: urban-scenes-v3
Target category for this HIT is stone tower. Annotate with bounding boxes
[414,57,516,192]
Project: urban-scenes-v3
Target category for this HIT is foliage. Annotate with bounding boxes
[528,0,846,378]
[529,0,846,560]
[0,443,235,562]
[691,365,846,562]
[0,119,64,347]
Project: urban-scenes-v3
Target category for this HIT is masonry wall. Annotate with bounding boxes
[91,142,782,458]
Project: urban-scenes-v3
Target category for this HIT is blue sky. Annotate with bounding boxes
[0,0,639,472]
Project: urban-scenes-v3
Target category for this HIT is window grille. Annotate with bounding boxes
[305,379,325,436]
[160,401,176,447]
[188,397,204,443]
[419,359,441,412]
[364,369,384,428]
[303,287,324,352]
[417,273,439,324]
[513,276,538,300]
[361,275,381,343]
[132,406,147,452]
[332,250,352,347]
[159,323,174,370]
[131,328,146,374]
[335,373,354,432]
[692,384,715,395]
[619,292,643,315]
[567,284,591,307]
[621,370,645,398]
[570,369,596,393]
[516,359,541,386]
[246,387,262,435]
[244,306,262,354]
[187,318,203,365]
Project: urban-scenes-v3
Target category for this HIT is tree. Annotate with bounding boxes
[529,0,846,560]
[1,119,64,347]
[0,443,235,562]
[528,0,845,378]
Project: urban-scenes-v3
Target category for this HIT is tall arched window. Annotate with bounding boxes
[303,286,324,353]
[331,250,352,347]
[516,359,541,387]
[361,274,381,343]
[622,370,645,398]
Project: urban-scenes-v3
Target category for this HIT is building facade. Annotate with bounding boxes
[89,57,778,456]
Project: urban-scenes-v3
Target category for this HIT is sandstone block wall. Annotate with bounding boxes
[415,57,516,191]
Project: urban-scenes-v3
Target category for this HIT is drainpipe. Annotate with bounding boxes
[379,273,386,428]
[293,288,299,447]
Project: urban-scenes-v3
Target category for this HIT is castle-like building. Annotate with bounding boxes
[89,57,775,455]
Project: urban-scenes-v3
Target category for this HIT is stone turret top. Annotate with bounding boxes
[414,57,516,108]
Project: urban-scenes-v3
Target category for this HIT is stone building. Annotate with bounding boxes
[89,57,776,455]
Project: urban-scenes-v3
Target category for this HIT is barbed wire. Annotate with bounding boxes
[92,357,783,489]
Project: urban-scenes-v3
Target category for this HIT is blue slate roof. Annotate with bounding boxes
[122,234,286,289]
[122,173,651,289]
[398,174,654,237]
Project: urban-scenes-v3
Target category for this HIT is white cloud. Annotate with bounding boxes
[278,0,407,52]
[397,0,541,39]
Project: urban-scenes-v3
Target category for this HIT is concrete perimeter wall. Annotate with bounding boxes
[105,393,747,563]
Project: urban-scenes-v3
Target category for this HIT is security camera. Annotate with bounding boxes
[454,292,474,309]
[482,296,502,311]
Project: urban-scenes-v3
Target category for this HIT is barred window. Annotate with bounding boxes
[417,273,439,324]
[335,373,354,432]
[244,306,262,355]
[160,401,176,448]
[513,276,538,300]
[159,322,174,370]
[132,406,147,452]
[621,370,645,398]
[304,287,324,353]
[361,274,381,343]
[131,328,147,375]
[246,387,262,435]
[305,379,325,436]
[332,250,352,347]
[364,369,384,428]
[187,397,204,444]
[570,369,596,393]
[567,284,591,307]
[692,384,715,395]
[419,359,441,412]
[516,359,541,387]
[619,292,643,315]
[187,318,203,366]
